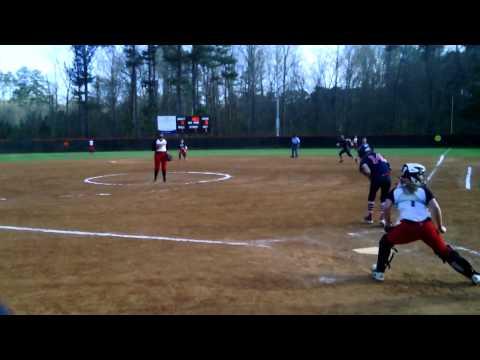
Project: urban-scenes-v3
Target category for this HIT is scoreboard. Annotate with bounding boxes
[175,115,209,133]
[177,116,186,131]
[201,116,209,132]
[187,115,200,130]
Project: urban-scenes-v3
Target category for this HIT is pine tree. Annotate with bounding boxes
[68,45,98,137]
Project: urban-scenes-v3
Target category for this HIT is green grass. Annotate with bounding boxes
[0,147,478,163]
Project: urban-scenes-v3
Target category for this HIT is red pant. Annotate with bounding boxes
[386,219,450,258]
[154,152,168,172]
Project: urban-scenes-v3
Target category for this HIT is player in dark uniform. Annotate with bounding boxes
[352,136,359,163]
[359,145,392,225]
[372,163,480,285]
[356,137,371,161]
[337,135,354,163]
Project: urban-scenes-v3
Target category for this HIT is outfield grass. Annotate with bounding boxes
[0,147,478,163]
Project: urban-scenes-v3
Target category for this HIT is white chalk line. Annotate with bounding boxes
[353,247,379,255]
[0,225,269,249]
[466,166,472,191]
[426,148,451,183]
[453,246,480,257]
[348,229,383,237]
[84,171,232,186]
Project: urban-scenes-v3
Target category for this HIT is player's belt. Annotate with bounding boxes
[401,217,432,224]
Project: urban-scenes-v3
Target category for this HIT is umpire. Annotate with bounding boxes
[291,135,301,158]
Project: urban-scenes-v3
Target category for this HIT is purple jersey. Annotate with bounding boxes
[360,152,391,181]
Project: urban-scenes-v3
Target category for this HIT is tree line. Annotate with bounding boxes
[0,45,479,140]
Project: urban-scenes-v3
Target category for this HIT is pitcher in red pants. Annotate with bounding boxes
[372,163,480,285]
[154,132,168,182]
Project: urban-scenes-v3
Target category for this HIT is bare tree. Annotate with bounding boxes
[98,46,125,137]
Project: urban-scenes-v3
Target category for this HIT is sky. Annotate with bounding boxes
[0,45,333,76]
[0,45,73,81]
[0,45,336,99]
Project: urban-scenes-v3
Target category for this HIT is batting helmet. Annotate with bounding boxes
[401,163,426,185]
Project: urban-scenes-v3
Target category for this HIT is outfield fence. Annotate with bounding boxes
[0,135,478,153]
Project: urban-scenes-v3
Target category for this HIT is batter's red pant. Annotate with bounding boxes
[154,152,168,172]
[386,219,450,259]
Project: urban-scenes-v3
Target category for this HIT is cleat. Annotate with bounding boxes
[372,271,384,282]
[364,214,373,224]
[472,274,480,285]
[379,219,386,227]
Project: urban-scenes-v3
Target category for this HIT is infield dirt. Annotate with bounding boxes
[0,153,479,314]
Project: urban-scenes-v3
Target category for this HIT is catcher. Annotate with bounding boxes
[372,163,480,285]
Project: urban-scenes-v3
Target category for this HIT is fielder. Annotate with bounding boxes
[372,163,480,285]
[153,132,169,182]
[178,139,188,160]
[337,135,354,163]
[88,138,95,154]
[358,145,391,225]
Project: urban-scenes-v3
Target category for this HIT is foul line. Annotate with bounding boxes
[426,148,451,183]
[0,225,268,248]
[453,245,480,257]
[84,171,232,186]
[466,166,472,190]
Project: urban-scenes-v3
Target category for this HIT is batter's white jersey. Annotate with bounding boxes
[388,185,435,222]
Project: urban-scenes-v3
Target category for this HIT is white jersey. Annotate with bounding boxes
[388,185,435,222]
[156,139,167,152]
[89,140,94,146]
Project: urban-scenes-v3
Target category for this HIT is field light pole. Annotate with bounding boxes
[275,96,280,137]
[450,95,454,135]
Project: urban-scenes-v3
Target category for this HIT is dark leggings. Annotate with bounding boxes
[339,148,352,157]
[368,177,391,202]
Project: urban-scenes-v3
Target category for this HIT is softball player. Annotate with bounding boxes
[372,163,480,285]
[337,135,354,163]
[359,146,391,225]
[88,138,95,153]
[154,132,168,182]
[178,139,188,160]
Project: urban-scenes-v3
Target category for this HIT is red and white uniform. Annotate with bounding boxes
[386,185,450,258]
[154,138,168,173]
[179,141,188,159]
[88,139,95,153]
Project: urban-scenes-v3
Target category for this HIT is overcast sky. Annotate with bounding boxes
[0,45,334,75]
[0,45,336,100]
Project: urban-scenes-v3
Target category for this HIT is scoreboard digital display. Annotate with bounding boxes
[159,115,209,133]
[201,116,209,132]
[177,116,186,131]
[187,115,200,130]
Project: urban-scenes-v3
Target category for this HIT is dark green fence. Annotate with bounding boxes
[0,135,478,153]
